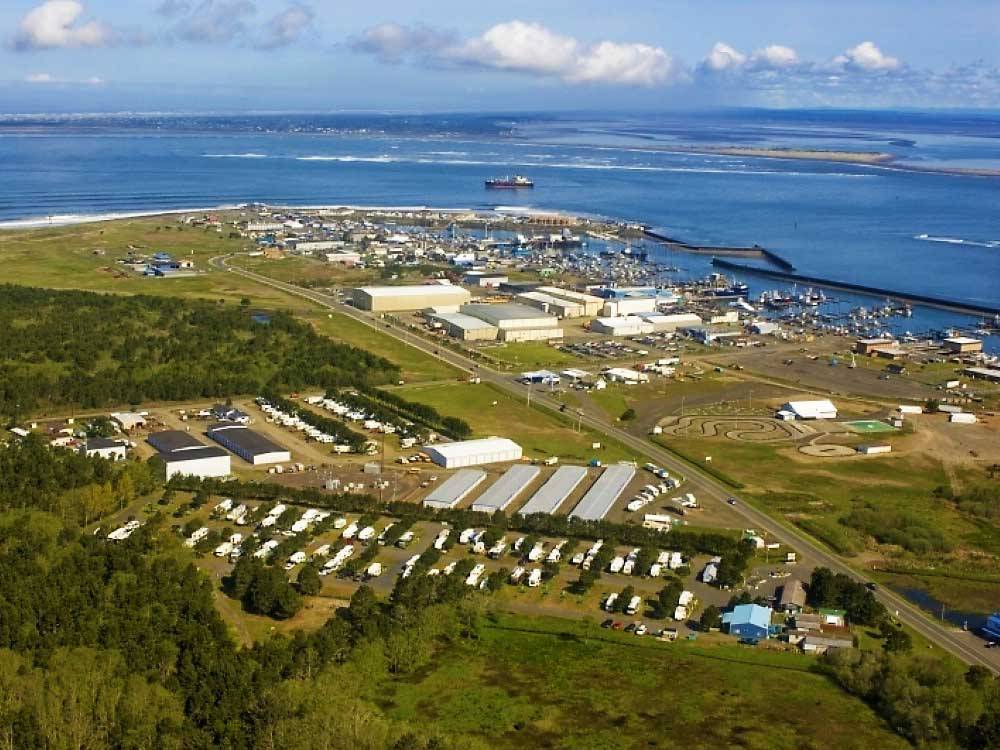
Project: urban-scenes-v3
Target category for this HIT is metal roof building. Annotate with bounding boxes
[779,399,838,420]
[517,465,589,516]
[423,469,487,510]
[515,291,586,318]
[460,303,558,330]
[535,286,604,316]
[207,424,291,465]
[428,311,498,341]
[568,464,636,521]
[352,283,471,312]
[470,465,540,514]
[424,437,523,469]
[148,430,204,454]
[147,430,231,480]
[722,604,773,641]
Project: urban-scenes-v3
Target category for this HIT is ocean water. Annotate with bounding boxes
[2,110,998,338]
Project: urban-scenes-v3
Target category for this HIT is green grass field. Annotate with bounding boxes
[305,311,459,383]
[398,381,636,463]
[0,218,313,308]
[383,613,908,750]
[480,341,582,369]
[843,420,897,433]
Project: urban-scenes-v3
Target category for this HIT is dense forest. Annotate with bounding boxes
[0,435,997,747]
[0,285,399,418]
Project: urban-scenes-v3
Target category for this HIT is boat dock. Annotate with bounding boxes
[711,258,1000,317]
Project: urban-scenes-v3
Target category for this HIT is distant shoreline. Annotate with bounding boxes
[695,145,894,165]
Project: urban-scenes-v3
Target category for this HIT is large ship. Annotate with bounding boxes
[485,175,534,189]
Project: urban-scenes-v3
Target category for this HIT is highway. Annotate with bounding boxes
[214,254,999,673]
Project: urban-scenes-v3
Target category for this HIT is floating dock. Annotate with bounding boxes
[711,258,1000,317]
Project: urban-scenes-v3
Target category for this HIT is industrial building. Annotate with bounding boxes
[80,437,128,461]
[352,283,471,312]
[470,465,541,513]
[568,464,636,521]
[855,337,897,355]
[943,336,983,354]
[423,469,487,510]
[428,311,498,341]
[601,297,658,317]
[515,291,586,318]
[777,400,838,420]
[207,424,291,465]
[461,303,557,330]
[536,286,604,316]
[722,604,772,641]
[589,316,654,337]
[517,465,589,515]
[964,366,1000,383]
[424,437,523,468]
[147,430,231,480]
[638,312,703,331]
[498,327,564,343]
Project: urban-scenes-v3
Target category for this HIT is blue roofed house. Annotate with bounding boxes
[722,604,772,641]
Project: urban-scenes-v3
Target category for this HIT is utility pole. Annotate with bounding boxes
[527,380,534,407]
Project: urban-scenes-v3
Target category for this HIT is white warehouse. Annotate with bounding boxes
[424,437,523,469]
[352,283,472,312]
[778,400,838,420]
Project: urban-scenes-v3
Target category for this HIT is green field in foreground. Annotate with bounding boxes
[384,614,908,750]
[398,381,635,463]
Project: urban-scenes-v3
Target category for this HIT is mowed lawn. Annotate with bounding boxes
[384,614,908,750]
[481,341,582,369]
[398,382,636,463]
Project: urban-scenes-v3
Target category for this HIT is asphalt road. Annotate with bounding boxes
[215,255,1000,673]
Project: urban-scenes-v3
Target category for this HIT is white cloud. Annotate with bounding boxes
[24,71,104,85]
[13,0,113,50]
[834,41,901,72]
[750,44,799,70]
[348,23,456,64]
[453,21,580,76]
[171,0,257,44]
[702,42,800,72]
[567,41,678,86]
[354,20,679,87]
[258,3,314,49]
[703,42,746,72]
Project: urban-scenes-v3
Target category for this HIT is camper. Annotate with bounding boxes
[488,540,508,559]
[284,551,307,570]
[609,556,625,574]
[396,531,415,548]
[625,595,643,615]
[604,592,620,612]
[527,569,543,587]
[465,563,487,587]
[357,526,376,542]
[433,529,451,550]
[214,541,234,557]
[341,523,359,540]
[459,528,477,545]
[509,566,525,584]
[366,562,383,578]
[528,542,546,562]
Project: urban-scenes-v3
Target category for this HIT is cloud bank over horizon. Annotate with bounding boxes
[6,2,1000,108]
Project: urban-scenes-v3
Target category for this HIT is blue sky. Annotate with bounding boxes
[2,0,999,112]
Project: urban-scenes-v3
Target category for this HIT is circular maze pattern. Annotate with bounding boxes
[658,416,815,443]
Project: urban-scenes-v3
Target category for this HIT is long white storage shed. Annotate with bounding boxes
[423,469,488,510]
[471,465,540,514]
[424,438,523,468]
[517,465,589,516]
[568,464,636,521]
[352,284,471,312]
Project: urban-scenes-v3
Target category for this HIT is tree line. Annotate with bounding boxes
[0,284,400,418]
